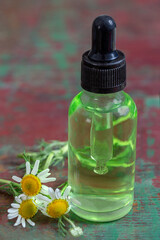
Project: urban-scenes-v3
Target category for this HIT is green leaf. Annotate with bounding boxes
[17,140,68,172]
[0,180,22,196]
[58,217,67,237]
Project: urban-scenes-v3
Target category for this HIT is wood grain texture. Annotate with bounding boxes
[0,0,159,239]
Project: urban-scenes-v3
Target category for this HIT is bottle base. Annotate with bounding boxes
[71,201,133,222]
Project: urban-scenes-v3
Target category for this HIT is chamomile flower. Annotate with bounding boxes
[37,186,72,218]
[69,226,83,237]
[12,160,56,197]
[7,194,37,227]
[37,186,83,237]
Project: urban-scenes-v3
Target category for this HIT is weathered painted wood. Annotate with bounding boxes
[0,0,159,239]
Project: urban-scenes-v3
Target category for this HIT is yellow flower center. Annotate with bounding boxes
[18,199,37,219]
[21,174,41,196]
[47,199,69,218]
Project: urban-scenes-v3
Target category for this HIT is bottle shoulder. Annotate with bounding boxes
[122,92,137,110]
[69,91,137,118]
[68,92,82,116]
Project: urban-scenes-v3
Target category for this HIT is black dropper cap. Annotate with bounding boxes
[81,15,126,93]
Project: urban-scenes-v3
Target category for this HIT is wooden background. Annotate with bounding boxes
[0,0,159,239]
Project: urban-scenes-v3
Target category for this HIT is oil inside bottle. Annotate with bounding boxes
[68,92,137,222]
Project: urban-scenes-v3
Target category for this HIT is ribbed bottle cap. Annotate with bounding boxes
[81,15,126,93]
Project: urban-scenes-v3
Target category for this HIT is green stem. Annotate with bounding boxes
[63,215,76,229]
[57,181,68,189]
[17,152,38,158]
[0,179,11,184]
[0,179,21,188]
[43,143,68,170]
[43,152,55,170]
[0,179,21,196]
[60,143,68,155]
[61,182,68,195]
[9,183,18,196]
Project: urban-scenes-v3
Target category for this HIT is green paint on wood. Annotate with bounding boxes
[147,149,155,158]
[53,52,68,69]
[0,54,11,61]
[0,65,10,77]
[34,37,50,48]
[145,97,159,108]
[64,43,77,55]
[0,145,13,155]
[147,137,155,146]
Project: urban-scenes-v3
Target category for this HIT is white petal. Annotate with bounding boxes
[40,185,49,194]
[26,161,31,175]
[18,194,27,200]
[39,173,51,179]
[37,194,51,203]
[27,219,35,226]
[65,205,71,214]
[7,208,18,214]
[78,227,83,235]
[48,187,55,199]
[31,160,40,175]
[12,176,22,183]
[41,185,49,190]
[14,215,21,226]
[27,196,33,200]
[76,227,83,235]
[63,186,71,199]
[41,177,56,183]
[70,227,83,237]
[11,203,20,208]
[15,197,22,204]
[40,188,49,195]
[55,188,61,199]
[70,228,76,237]
[37,169,49,178]
[8,213,18,219]
[22,218,26,228]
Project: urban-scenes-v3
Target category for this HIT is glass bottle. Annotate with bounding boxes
[68,15,137,222]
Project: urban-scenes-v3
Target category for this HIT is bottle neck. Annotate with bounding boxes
[80,89,125,113]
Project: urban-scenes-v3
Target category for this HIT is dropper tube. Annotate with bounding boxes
[90,111,113,174]
[81,15,126,174]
